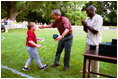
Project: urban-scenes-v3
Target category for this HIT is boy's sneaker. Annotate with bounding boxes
[40,64,48,70]
[22,67,31,71]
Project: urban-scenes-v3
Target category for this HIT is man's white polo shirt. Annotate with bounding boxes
[86,14,103,45]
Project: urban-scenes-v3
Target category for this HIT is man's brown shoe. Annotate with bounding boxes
[51,64,60,67]
[63,68,69,71]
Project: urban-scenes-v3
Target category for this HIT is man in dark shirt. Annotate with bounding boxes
[39,9,73,71]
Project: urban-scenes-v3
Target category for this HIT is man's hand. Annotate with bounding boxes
[81,20,88,33]
[39,26,45,29]
[37,38,44,42]
[55,35,63,41]
[82,20,98,34]
[39,25,52,29]
[82,20,88,27]
[36,45,42,48]
[37,38,43,40]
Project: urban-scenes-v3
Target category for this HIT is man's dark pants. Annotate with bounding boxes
[54,34,73,68]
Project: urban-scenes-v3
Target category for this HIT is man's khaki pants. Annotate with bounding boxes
[85,43,100,78]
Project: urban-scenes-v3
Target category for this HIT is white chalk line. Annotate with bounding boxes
[1,65,34,78]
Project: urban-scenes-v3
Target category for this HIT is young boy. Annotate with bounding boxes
[22,22,48,71]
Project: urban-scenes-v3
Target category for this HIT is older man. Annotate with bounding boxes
[81,5,103,78]
[39,9,73,71]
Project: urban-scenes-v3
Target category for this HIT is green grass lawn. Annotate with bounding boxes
[1,28,117,78]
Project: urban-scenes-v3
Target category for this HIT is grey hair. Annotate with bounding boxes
[86,5,97,11]
[51,9,61,15]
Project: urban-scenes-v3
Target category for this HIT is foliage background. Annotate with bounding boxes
[1,1,117,26]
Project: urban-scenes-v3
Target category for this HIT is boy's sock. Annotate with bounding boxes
[24,66,28,68]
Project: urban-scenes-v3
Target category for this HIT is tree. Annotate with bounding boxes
[60,1,88,25]
[1,1,31,20]
[82,1,117,26]
[16,1,63,23]
[2,1,88,25]
[2,1,116,26]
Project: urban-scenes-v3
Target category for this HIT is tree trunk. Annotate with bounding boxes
[7,11,18,20]
[6,1,17,20]
[6,1,29,21]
